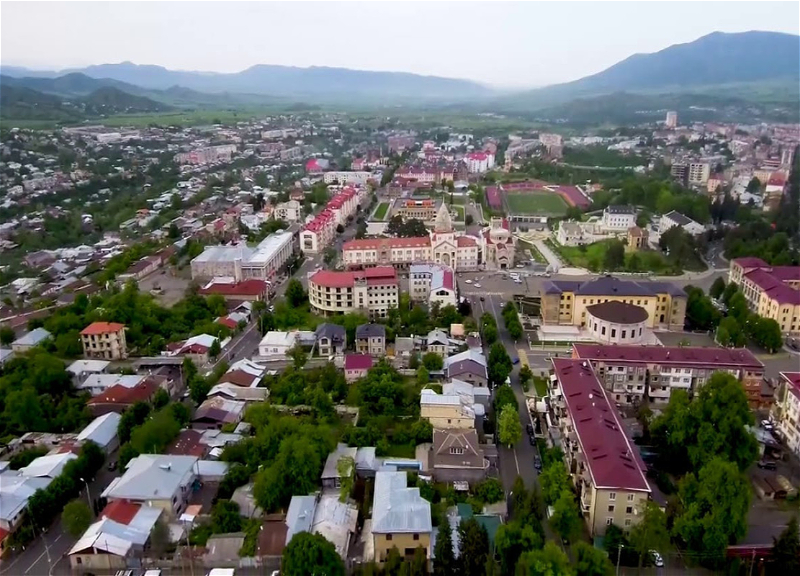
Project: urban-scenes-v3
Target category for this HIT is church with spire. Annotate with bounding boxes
[342,202,515,271]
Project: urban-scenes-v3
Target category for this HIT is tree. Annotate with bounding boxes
[629,501,670,573]
[487,342,512,387]
[323,247,337,266]
[62,499,92,538]
[516,542,574,576]
[746,177,762,193]
[495,521,543,574]
[416,366,430,387]
[474,478,505,504]
[289,345,308,369]
[721,281,739,305]
[152,388,170,409]
[709,277,726,300]
[603,240,626,271]
[769,516,800,576]
[149,518,171,557]
[674,458,750,565]
[519,365,533,388]
[550,489,580,542]
[457,517,490,576]
[727,291,749,322]
[539,462,570,506]
[749,317,783,353]
[281,531,345,576]
[208,338,221,360]
[493,384,519,413]
[433,511,456,576]
[574,542,614,576]
[211,500,242,534]
[337,455,355,503]
[498,404,522,447]
[285,279,306,308]
[0,326,15,346]
[422,352,444,371]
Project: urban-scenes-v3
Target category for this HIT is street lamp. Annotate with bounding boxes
[79,477,92,513]
[615,543,625,576]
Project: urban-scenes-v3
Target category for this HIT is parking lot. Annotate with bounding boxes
[137,267,192,306]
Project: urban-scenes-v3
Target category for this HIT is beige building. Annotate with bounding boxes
[395,197,439,221]
[80,322,128,360]
[540,276,686,330]
[729,258,800,335]
[308,266,399,318]
[688,162,710,185]
[372,471,432,563]
[773,372,800,457]
[420,389,476,429]
[626,226,647,251]
[549,359,651,536]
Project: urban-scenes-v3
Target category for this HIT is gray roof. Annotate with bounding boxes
[77,412,121,449]
[13,327,51,347]
[427,329,449,346]
[102,454,197,501]
[356,324,385,339]
[285,495,316,543]
[664,210,693,226]
[445,350,488,379]
[543,276,686,299]
[315,323,346,344]
[605,205,636,214]
[322,444,358,480]
[372,471,432,534]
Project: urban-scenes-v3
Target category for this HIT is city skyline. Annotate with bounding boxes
[2,1,798,88]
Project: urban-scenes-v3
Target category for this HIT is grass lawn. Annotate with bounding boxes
[532,377,548,397]
[551,239,704,274]
[451,205,465,221]
[373,202,390,220]
[506,191,568,216]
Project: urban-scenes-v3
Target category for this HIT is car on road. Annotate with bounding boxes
[526,423,534,435]
[512,356,520,364]
[761,419,774,431]
[107,460,117,471]
[533,455,542,470]
[474,283,482,288]
[516,264,524,268]
[465,279,473,284]
[529,435,536,446]
[480,296,485,302]
[757,460,777,470]
[650,550,664,568]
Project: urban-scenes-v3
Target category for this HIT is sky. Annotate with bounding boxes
[2,1,798,88]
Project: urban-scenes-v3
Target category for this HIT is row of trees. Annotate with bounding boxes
[708,279,783,352]
[118,400,189,469]
[501,301,523,341]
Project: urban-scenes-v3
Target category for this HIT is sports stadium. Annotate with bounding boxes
[487,179,591,221]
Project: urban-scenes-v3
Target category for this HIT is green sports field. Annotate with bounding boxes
[505,191,568,215]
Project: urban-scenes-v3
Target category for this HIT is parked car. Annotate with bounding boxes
[107,460,117,472]
[529,435,536,446]
[526,424,534,435]
[534,455,542,470]
[757,460,777,470]
[761,419,774,431]
[512,357,520,365]
[650,550,664,568]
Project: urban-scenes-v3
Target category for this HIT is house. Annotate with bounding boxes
[11,327,51,353]
[444,350,488,388]
[356,324,386,356]
[315,323,347,357]
[68,501,162,574]
[601,205,637,230]
[192,397,246,430]
[420,388,478,429]
[429,429,487,485]
[426,329,449,357]
[0,348,13,367]
[344,354,373,382]
[258,331,297,357]
[321,444,358,490]
[217,359,265,388]
[20,452,78,480]
[372,471,432,563]
[101,454,198,519]
[285,493,358,559]
[77,374,146,396]
[658,210,705,236]
[168,333,221,364]
[207,382,268,403]
[76,412,122,454]
[66,359,111,384]
[80,322,128,360]
[86,378,161,416]
[0,473,50,543]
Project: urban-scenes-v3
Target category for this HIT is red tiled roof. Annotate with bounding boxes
[457,236,477,247]
[217,317,238,330]
[87,379,159,406]
[781,372,800,402]
[343,236,431,251]
[744,269,800,305]
[552,358,650,492]
[81,322,125,335]
[572,344,764,369]
[101,500,140,525]
[310,266,397,289]
[199,279,268,297]
[167,429,207,457]
[732,257,769,269]
[345,354,373,370]
[221,369,260,387]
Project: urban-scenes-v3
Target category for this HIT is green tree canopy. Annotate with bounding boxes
[488,342,512,387]
[498,404,522,447]
[768,516,800,576]
[281,531,345,576]
[457,517,490,576]
[516,542,574,576]
[433,511,456,576]
[62,499,93,538]
[574,541,614,576]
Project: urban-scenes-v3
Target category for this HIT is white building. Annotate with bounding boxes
[465,152,495,173]
[409,264,458,308]
[688,162,710,185]
[274,200,303,223]
[600,205,637,231]
[322,171,373,186]
[658,211,705,236]
[258,331,297,356]
[665,111,678,128]
[775,372,800,457]
[190,231,294,280]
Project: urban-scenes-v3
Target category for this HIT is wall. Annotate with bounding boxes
[373,532,431,563]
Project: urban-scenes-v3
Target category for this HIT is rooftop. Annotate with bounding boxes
[572,343,764,368]
[552,358,650,492]
[372,471,432,534]
[344,354,373,371]
[310,266,398,289]
[80,321,125,336]
[101,454,198,501]
[586,301,649,324]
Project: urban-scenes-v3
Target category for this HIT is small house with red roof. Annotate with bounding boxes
[344,354,373,382]
[80,321,127,360]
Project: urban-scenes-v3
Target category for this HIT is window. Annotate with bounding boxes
[611,329,616,338]
[386,534,392,541]
[624,519,632,527]
[413,533,419,541]
[609,492,616,501]
[450,447,464,455]
[626,506,633,514]
[606,518,614,526]
[627,494,635,502]
[608,505,615,512]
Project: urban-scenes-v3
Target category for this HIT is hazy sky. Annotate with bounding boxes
[2,1,798,88]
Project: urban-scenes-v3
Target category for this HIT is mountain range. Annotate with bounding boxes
[1,30,798,122]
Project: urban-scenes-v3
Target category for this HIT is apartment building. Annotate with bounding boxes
[322,171,373,186]
[540,276,687,330]
[408,263,457,308]
[465,151,495,173]
[308,266,399,318]
[80,322,128,360]
[665,111,678,128]
[773,372,800,457]
[549,359,651,537]
[300,187,362,254]
[600,205,637,231]
[729,258,800,335]
[571,343,765,406]
[190,231,295,281]
[174,144,237,165]
[688,162,711,185]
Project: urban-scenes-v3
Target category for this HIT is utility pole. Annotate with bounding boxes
[615,544,624,576]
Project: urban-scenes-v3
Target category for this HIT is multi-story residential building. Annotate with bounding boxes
[408,264,458,308]
[342,204,486,271]
[665,111,678,128]
[670,163,688,185]
[190,231,295,281]
[540,276,687,330]
[80,322,128,360]
[465,151,495,173]
[355,324,386,356]
[308,266,399,318]
[572,343,765,406]
[688,162,710,185]
[600,205,637,230]
[322,171,374,186]
[274,200,302,223]
[395,166,438,183]
[300,187,363,254]
[371,471,432,563]
[773,372,800,456]
[539,133,563,148]
[729,258,800,335]
[174,144,237,165]
[549,358,651,537]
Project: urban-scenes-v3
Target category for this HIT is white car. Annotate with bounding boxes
[465,279,473,284]
[474,283,482,288]
[650,550,664,568]
[761,419,774,431]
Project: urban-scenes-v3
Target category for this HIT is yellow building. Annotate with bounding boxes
[419,389,475,429]
[540,276,686,330]
[626,226,647,251]
[308,267,399,319]
[372,471,432,563]
[80,322,128,360]
[549,358,651,536]
[772,372,800,458]
[730,258,800,335]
